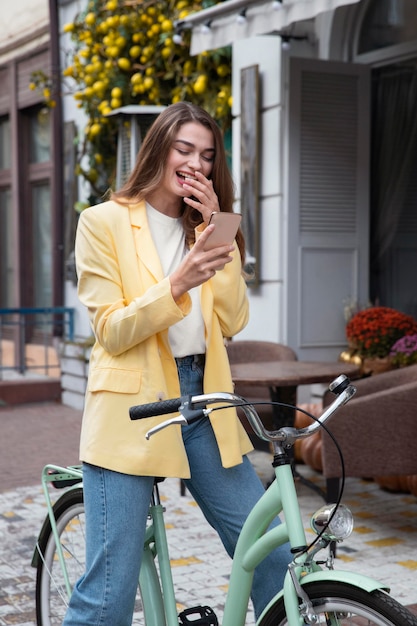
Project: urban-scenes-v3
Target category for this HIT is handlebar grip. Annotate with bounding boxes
[129,398,182,420]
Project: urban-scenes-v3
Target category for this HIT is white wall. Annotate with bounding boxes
[0,0,49,64]
[232,36,286,342]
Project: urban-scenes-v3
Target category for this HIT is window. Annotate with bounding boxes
[0,117,12,307]
[30,107,51,163]
[32,183,52,308]
[22,105,53,311]
[0,117,11,170]
[358,0,417,54]
[0,188,13,307]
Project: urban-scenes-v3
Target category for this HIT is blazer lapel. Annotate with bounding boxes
[129,201,164,282]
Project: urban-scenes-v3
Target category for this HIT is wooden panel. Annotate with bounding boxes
[299,72,358,234]
[299,246,358,347]
[0,68,10,113]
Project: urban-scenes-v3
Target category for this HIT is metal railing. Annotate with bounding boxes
[0,307,75,378]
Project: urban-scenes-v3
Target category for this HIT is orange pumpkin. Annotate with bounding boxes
[299,432,323,472]
[375,475,410,493]
[407,475,417,497]
[294,404,320,462]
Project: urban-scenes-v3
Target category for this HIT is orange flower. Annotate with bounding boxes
[346,307,417,358]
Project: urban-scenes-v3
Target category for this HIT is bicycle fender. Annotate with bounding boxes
[299,569,390,593]
[257,570,390,625]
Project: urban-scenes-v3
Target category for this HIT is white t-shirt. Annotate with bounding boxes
[146,203,206,358]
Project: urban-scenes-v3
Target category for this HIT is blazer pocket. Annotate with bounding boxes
[88,368,141,393]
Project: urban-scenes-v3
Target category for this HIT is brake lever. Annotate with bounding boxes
[145,416,187,440]
[145,398,210,440]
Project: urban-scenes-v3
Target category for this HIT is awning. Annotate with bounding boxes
[177,0,361,54]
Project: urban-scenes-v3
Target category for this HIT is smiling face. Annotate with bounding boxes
[149,121,215,216]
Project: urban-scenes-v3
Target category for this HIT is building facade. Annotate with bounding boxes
[0,0,66,314]
[184,0,417,360]
[2,0,417,368]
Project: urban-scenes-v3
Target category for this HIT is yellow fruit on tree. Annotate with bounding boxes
[161,19,173,32]
[92,80,106,94]
[129,46,141,58]
[117,58,131,71]
[111,86,123,99]
[106,46,119,58]
[85,12,95,26]
[183,61,193,76]
[115,36,126,49]
[193,75,208,94]
[89,123,101,137]
[216,64,229,77]
[130,72,142,85]
[143,76,154,90]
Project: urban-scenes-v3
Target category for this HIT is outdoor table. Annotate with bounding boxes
[231,360,360,427]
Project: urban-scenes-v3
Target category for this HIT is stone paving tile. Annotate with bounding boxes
[1,400,417,624]
[0,456,417,625]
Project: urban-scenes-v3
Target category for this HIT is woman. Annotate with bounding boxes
[64,102,290,625]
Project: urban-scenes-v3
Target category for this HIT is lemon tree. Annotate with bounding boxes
[57,0,232,200]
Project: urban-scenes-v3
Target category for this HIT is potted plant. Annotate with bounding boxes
[345,306,417,374]
[389,334,417,368]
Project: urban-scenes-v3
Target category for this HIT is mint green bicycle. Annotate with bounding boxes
[32,375,417,626]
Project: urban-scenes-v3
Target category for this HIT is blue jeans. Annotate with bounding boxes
[63,355,291,625]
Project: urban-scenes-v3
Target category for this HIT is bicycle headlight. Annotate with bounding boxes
[310,504,353,541]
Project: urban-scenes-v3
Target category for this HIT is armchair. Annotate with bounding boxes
[321,364,417,502]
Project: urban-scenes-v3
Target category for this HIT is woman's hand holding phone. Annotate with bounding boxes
[204,212,242,249]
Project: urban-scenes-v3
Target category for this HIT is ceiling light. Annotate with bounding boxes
[236,9,247,24]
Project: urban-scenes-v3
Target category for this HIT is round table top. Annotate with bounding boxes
[230,360,360,387]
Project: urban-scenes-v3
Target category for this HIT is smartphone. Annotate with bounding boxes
[204,212,242,250]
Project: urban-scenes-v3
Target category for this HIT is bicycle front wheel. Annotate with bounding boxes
[258,581,417,626]
[35,487,85,626]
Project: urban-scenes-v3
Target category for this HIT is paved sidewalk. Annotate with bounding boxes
[0,402,416,625]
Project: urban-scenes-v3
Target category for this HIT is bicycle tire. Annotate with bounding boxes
[35,487,85,626]
[258,581,417,626]
[34,487,159,625]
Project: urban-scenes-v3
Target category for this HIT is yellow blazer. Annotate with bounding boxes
[75,199,252,477]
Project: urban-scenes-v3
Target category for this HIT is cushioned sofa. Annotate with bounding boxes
[321,364,417,501]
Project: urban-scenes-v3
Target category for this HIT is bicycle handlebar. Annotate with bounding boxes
[129,397,182,419]
[129,374,357,444]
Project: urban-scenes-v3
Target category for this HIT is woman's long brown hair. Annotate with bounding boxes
[112,102,246,265]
